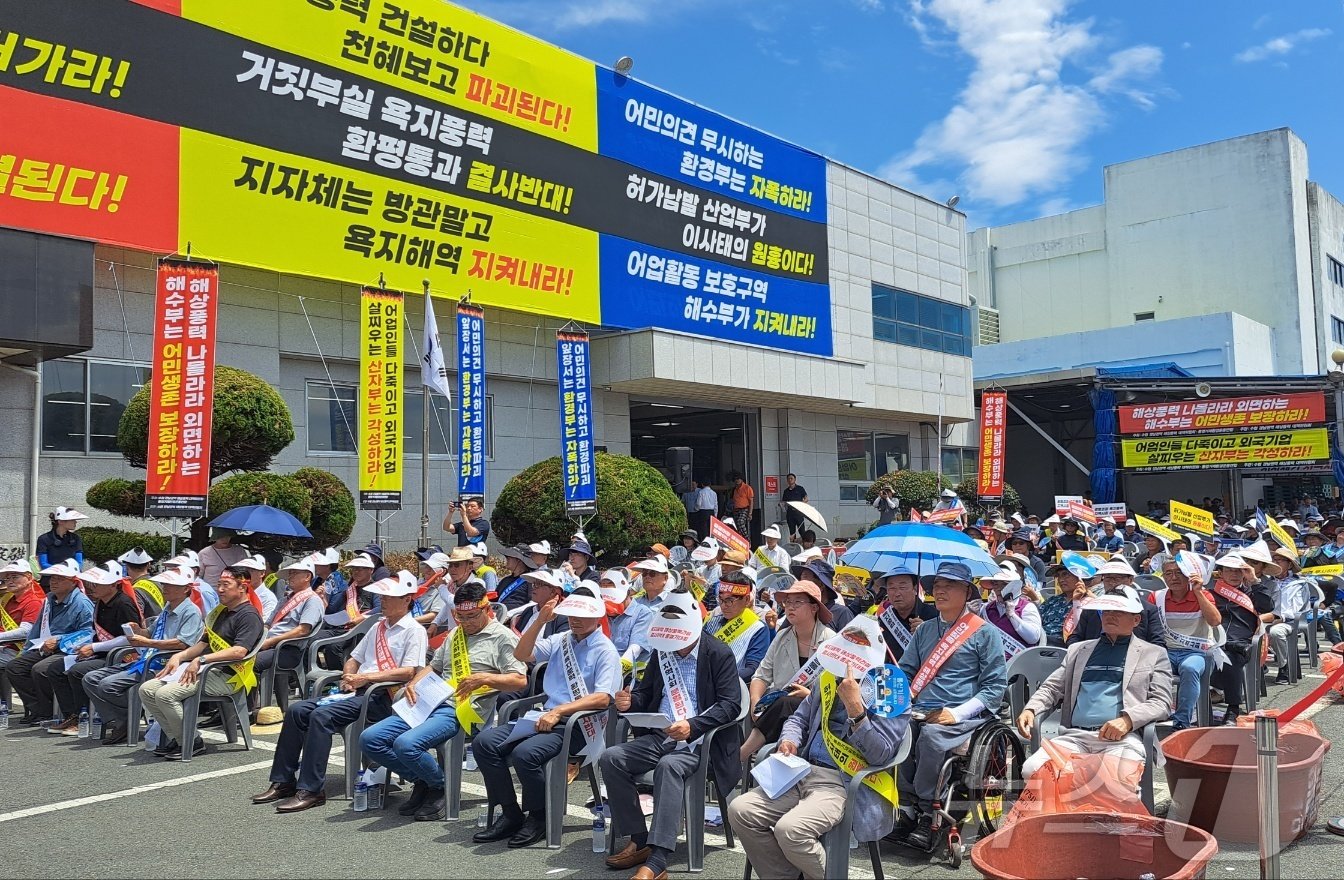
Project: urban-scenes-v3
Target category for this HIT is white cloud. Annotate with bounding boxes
[473,0,691,31]
[1234,28,1332,63]
[882,0,1164,209]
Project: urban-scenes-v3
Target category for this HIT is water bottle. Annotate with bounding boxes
[90,712,103,741]
[476,808,488,828]
[464,743,478,771]
[0,702,9,731]
[591,805,607,853]
[353,778,368,812]
[77,708,90,739]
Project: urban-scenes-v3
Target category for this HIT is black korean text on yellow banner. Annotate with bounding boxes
[1120,428,1330,471]
[359,287,403,509]
[1168,500,1215,536]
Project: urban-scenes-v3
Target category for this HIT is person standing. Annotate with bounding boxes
[730,473,755,541]
[781,474,808,540]
[36,507,86,571]
[694,481,719,539]
[197,529,248,587]
[443,496,491,548]
[872,487,898,525]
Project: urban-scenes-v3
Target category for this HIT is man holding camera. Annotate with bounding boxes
[443,496,491,548]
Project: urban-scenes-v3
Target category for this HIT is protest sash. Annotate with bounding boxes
[271,587,317,629]
[447,624,487,730]
[819,671,898,805]
[753,546,776,571]
[204,605,257,691]
[878,606,914,653]
[1210,580,1257,617]
[560,633,607,764]
[712,608,764,663]
[1153,589,1228,668]
[134,578,164,610]
[0,593,17,632]
[345,582,361,620]
[658,649,696,723]
[1061,604,1082,642]
[124,607,171,675]
[910,613,983,697]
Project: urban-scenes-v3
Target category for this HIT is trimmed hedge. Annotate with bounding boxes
[290,467,356,548]
[118,365,294,477]
[78,526,173,564]
[493,453,687,563]
[864,470,1020,519]
[86,478,146,518]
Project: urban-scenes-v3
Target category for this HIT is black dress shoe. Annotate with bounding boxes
[472,811,525,843]
[101,723,128,746]
[154,739,179,757]
[413,788,446,821]
[398,781,430,816]
[252,782,297,805]
[507,813,548,848]
[164,736,206,760]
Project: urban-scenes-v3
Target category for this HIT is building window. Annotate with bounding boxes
[871,285,972,356]
[1329,256,1344,287]
[940,447,980,486]
[305,381,490,459]
[837,430,909,500]
[41,358,149,454]
[1332,317,1344,346]
[1134,311,1155,322]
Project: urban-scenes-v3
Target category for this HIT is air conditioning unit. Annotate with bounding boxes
[976,306,1000,345]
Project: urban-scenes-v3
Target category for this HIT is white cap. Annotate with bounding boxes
[1125,519,1137,527]
[1214,552,1252,571]
[344,553,376,569]
[423,552,451,572]
[1084,593,1143,613]
[471,542,489,558]
[761,525,782,540]
[1278,518,1301,532]
[691,538,721,562]
[52,506,88,522]
[553,588,606,619]
[0,558,35,576]
[315,547,341,566]
[278,557,316,576]
[1096,557,1137,578]
[528,540,552,556]
[39,558,82,579]
[170,549,200,569]
[632,556,669,575]
[79,564,121,585]
[118,547,154,566]
[364,570,418,597]
[939,488,958,499]
[234,554,269,572]
[152,565,196,587]
[521,569,565,590]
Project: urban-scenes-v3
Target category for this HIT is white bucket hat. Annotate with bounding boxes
[52,506,89,522]
[761,525,782,540]
[39,559,82,579]
[364,570,417,597]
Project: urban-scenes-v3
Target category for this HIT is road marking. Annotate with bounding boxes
[0,758,275,825]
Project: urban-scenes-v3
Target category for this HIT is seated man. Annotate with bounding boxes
[1266,548,1313,684]
[602,591,743,880]
[1040,555,1096,647]
[895,561,1007,849]
[233,555,277,624]
[360,582,527,821]
[0,558,47,675]
[600,569,653,675]
[249,556,327,715]
[84,566,204,744]
[426,547,485,641]
[631,555,673,616]
[139,564,265,759]
[1149,557,1222,730]
[1017,593,1172,773]
[253,571,426,812]
[505,568,570,637]
[472,586,619,848]
[49,563,145,736]
[1206,553,1271,722]
[7,559,95,726]
[1075,558,1165,644]
[729,616,909,880]
[873,566,937,663]
[412,551,451,630]
[703,570,770,682]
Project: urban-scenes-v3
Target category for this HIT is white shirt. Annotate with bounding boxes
[349,613,428,674]
[749,543,790,571]
[696,486,718,511]
[255,584,278,624]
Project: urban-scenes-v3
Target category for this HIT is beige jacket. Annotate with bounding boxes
[1024,634,1173,730]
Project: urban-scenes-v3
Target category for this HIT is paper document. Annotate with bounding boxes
[751,752,812,799]
[323,610,351,626]
[63,654,79,671]
[392,671,454,728]
[623,712,675,731]
[159,664,187,684]
[502,710,544,746]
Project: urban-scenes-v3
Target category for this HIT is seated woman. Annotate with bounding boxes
[1039,555,1096,648]
[739,580,836,763]
[978,562,1042,657]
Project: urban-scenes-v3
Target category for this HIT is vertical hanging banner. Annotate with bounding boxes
[145,259,218,518]
[977,391,1007,499]
[457,302,487,499]
[359,287,403,510]
[557,330,597,516]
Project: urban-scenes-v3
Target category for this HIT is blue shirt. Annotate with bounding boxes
[1096,534,1124,552]
[33,589,95,646]
[1074,635,1130,728]
[531,629,622,711]
[898,614,1008,716]
[657,642,701,720]
[609,602,654,662]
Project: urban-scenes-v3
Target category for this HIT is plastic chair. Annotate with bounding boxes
[256,638,311,714]
[178,639,264,762]
[1005,646,1067,736]
[494,693,608,849]
[1243,629,1266,713]
[306,672,399,800]
[1026,704,1160,813]
[1133,575,1163,594]
[1288,584,1325,680]
[742,730,911,880]
[302,615,381,697]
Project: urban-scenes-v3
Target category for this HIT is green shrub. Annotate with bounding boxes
[493,453,687,563]
[954,480,1022,519]
[86,479,146,518]
[290,467,356,548]
[865,471,955,512]
[209,472,313,526]
[118,365,294,477]
[78,526,173,564]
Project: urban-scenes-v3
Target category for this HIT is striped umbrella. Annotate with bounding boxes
[840,521,1001,578]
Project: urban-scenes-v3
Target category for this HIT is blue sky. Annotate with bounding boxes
[469,0,1343,229]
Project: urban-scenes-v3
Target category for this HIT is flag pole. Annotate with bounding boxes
[420,279,432,549]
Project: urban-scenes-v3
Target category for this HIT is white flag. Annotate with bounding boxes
[421,294,452,400]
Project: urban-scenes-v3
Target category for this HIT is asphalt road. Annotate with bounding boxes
[3,670,1343,879]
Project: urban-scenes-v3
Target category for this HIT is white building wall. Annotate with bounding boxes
[1310,182,1344,367]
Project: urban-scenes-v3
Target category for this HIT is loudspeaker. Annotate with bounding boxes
[665,446,693,494]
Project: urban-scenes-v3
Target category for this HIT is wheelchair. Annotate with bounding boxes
[897,717,1026,869]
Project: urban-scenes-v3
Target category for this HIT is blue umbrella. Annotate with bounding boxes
[209,504,312,538]
[840,522,1000,578]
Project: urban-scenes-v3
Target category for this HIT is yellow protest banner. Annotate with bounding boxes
[1301,564,1343,577]
[1168,500,1215,536]
[359,287,403,509]
[1265,517,1299,559]
[1135,515,1181,543]
[1121,428,1329,470]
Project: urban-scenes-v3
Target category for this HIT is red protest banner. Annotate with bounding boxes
[144,259,218,517]
[1118,392,1325,436]
[977,391,1007,498]
[709,515,750,554]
